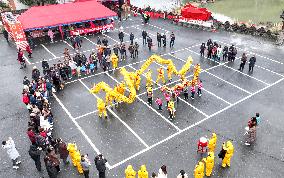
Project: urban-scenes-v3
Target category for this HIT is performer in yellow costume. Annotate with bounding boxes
[167,100,175,119]
[208,133,217,152]
[145,69,153,87]
[194,161,204,178]
[74,149,83,174]
[67,142,77,166]
[97,98,107,118]
[167,62,175,82]
[135,73,141,90]
[156,67,166,85]
[202,152,215,176]
[138,164,148,178]
[111,53,118,70]
[222,141,234,168]
[125,165,136,178]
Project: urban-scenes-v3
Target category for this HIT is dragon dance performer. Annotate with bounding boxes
[145,69,153,87]
[167,100,175,119]
[156,67,166,85]
[167,63,175,82]
[111,53,118,71]
[97,98,107,119]
[134,73,141,91]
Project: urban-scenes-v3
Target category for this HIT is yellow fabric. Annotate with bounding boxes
[208,133,217,152]
[125,165,136,178]
[203,152,215,176]
[138,165,148,178]
[222,141,234,167]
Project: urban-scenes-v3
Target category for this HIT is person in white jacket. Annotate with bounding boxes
[177,170,188,178]
[158,165,167,178]
[2,137,21,169]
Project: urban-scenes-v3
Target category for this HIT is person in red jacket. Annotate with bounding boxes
[22,93,30,105]
[26,45,32,58]
[17,48,26,69]
[27,128,36,144]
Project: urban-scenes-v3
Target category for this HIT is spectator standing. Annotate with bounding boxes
[95,154,108,178]
[170,32,175,48]
[2,137,21,170]
[118,31,124,43]
[28,144,42,171]
[81,155,91,178]
[44,155,58,178]
[134,42,139,58]
[57,138,69,164]
[17,48,26,69]
[162,33,166,47]
[200,43,206,57]
[75,35,82,48]
[147,36,152,51]
[130,32,134,45]
[249,55,256,73]
[102,37,108,46]
[26,45,33,58]
[97,36,102,45]
[128,44,135,59]
[222,46,228,61]
[177,170,188,178]
[157,32,162,47]
[48,29,54,43]
[47,146,60,173]
[142,30,147,45]
[238,53,247,71]
[27,127,36,144]
[158,165,167,178]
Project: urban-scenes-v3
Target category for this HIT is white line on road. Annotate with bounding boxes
[79,79,149,148]
[23,55,31,65]
[41,44,57,58]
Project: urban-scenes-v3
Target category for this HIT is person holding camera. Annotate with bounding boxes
[28,143,42,171]
[95,154,108,178]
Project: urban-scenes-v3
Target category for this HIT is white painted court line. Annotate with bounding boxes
[83,36,96,45]
[106,71,181,131]
[109,77,284,170]
[53,93,111,169]
[254,65,284,78]
[79,79,149,148]
[103,34,120,44]
[134,26,156,37]
[216,40,284,65]
[63,40,74,49]
[41,44,57,58]
[204,71,252,94]
[185,48,270,86]
[221,64,270,85]
[23,55,31,65]
[74,110,98,120]
[148,23,170,33]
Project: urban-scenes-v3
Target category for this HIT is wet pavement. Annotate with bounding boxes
[0,16,284,178]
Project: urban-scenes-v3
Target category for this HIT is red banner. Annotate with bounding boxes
[70,23,114,36]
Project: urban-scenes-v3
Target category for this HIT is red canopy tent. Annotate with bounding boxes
[18,1,117,31]
[181,3,211,21]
